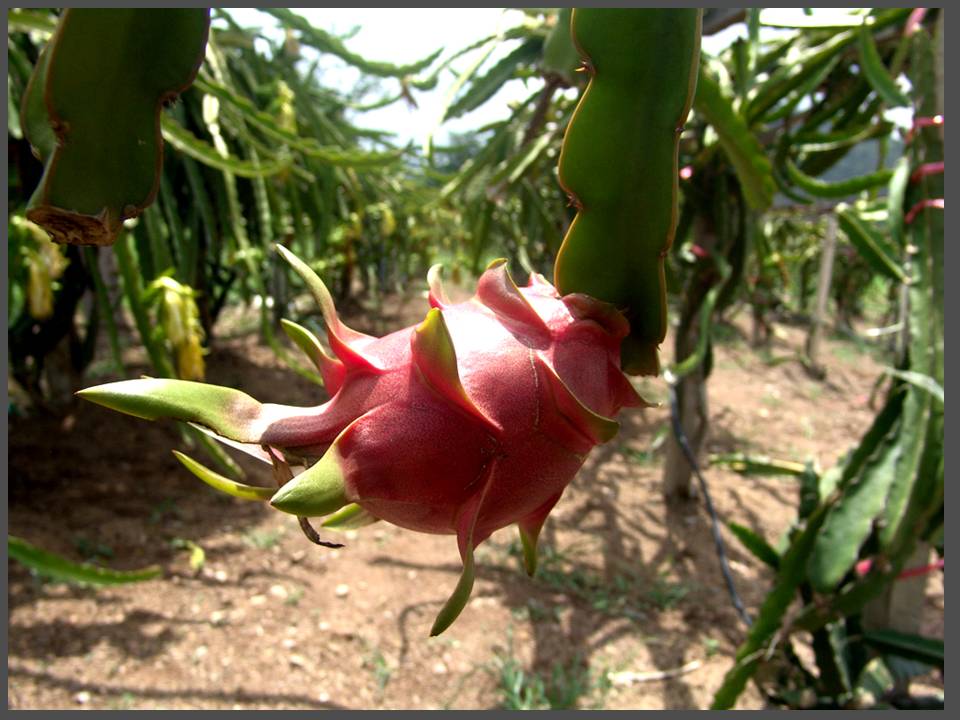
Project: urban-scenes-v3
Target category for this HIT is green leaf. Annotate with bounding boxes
[171,537,206,572]
[836,208,908,284]
[488,127,556,189]
[886,157,911,249]
[270,439,349,518]
[172,450,274,501]
[709,452,808,477]
[694,66,775,210]
[862,629,944,670]
[794,121,893,154]
[855,657,895,699]
[7,8,58,35]
[784,159,893,199]
[747,9,911,124]
[727,522,780,570]
[430,540,476,637]
[262,8,443,78]
[807,411,903,592]
[160,117,293,178]
[746,31,853,124]
[183,422,246,480]
[799,462,829,520]
[446,38,543,121]
[279,319,333,388]
[884,368,943,404]
[192,79,404,168]
[425,39,499,158]
[712,504,829,709]
[811,622,853,697]
[759,53,839,125]
[667,254,731,381]
[857,24,910,107]
[8,535,162,585]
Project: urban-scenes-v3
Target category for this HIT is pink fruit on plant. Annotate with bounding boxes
[79,245,646,634]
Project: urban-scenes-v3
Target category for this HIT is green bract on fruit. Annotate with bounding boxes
[79,245,646,634]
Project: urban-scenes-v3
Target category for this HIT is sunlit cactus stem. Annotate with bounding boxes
[23,9,210,246]
[554,8,702,376]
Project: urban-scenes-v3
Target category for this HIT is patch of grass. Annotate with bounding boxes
[511,599,561,624]
[108,692,137,710]
[86,358,124,380]
[73,536,113,563]
[522,543,602,598]
[828,326,893,366]
[284,586,305,607]
[362,645,392,695]
[703,636,721,659]
[805,381,825,400]
[712,321,745,346]
[505,542,649,622]
[622,447,657,465]
[492,640,610,710]
[645,572,694,611]
[760,393,783,408]
[149,498,180,524]
[170,537,205,572]
[242,527,284,550]
[622,424,669,466]
[829,337,863,364]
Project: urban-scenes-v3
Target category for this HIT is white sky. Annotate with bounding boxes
[225,8,535,149]
[222,8,909,148]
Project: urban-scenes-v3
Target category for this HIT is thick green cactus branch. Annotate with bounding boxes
[23,9,210,246]
[554,9,702,376]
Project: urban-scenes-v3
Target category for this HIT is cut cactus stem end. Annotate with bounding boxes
[78,246,644,634]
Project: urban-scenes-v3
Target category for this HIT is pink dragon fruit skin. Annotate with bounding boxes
[78,245,646,634]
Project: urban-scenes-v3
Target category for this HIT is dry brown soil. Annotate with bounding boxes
[8,294,944,709]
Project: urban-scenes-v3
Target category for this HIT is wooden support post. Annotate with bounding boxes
[804,214,837,377]
[863,544,935,694]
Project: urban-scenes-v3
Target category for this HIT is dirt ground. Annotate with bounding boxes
[8,291,944,710]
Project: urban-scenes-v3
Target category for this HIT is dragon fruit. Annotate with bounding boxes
[79,245,647,634]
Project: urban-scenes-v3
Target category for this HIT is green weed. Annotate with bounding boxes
[242,527,283,550]
[149,498,180,524]
[645,572,693,611]
[284,585,305,607]
[73,536,113,562]
[362,644,392,696]
[492,639,610,710]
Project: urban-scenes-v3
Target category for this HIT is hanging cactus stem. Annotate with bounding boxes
[23,9,211,245]
[554,9,702,376]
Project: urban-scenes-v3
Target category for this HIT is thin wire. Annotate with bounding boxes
[667,379,753,628]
